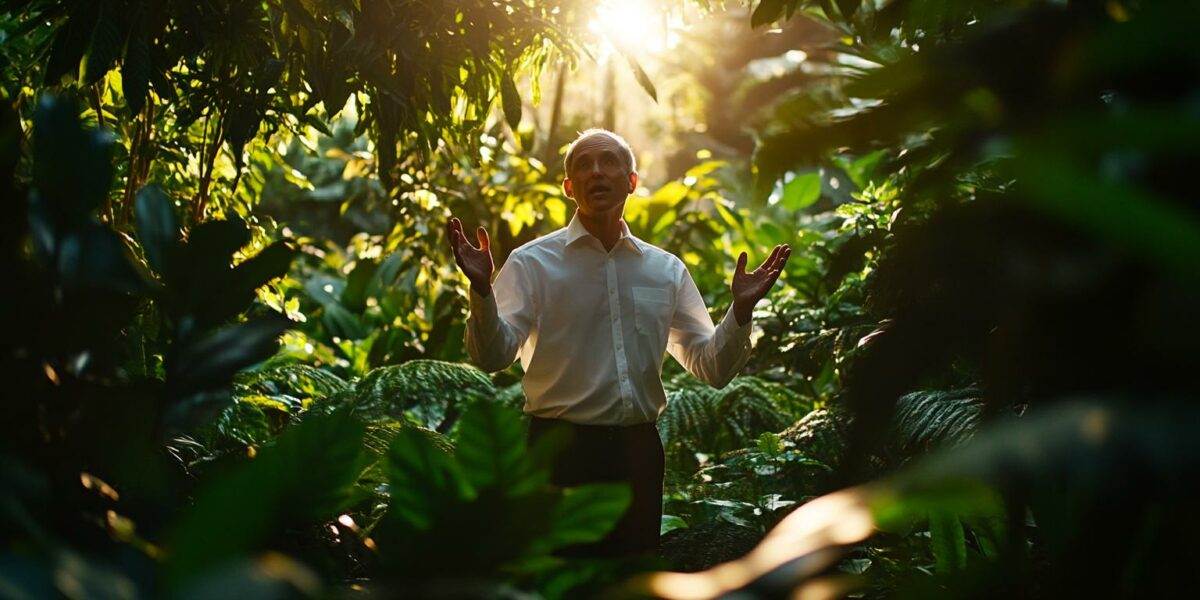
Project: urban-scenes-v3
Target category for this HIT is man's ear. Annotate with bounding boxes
[562,178,574,198]
[628,171,638,193]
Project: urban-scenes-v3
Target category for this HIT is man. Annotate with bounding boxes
[447,129,790,557]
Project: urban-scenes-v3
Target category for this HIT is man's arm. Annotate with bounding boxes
[448,216,534,372]
[666,266,755,389]
[667,245,791,388]
[463,256,535,372]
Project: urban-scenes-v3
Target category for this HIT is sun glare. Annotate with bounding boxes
[588,0,677,55]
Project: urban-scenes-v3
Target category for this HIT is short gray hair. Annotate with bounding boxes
[563,128,637,174]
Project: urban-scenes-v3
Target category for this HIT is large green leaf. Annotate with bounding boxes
[321,302,367,340]
[31,95,115,228]
[134,184,179,275]
[122,34,151,116]
[166,408,367,586]
[81,3,122,85]
[43,7,96,84]
[752,0,786,28]
[531,483,631,554]
[385,426,473,530]
[500,69,522,131]
[454,401,543,495]
[175,218,251,290]
[929,510,967,573]
[340,258,379,313]
[780,171,821,211]
[169,314,292,396]
[56,222,145,293]
[209,240,297,320]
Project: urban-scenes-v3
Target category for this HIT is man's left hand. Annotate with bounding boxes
[731,244,792,326]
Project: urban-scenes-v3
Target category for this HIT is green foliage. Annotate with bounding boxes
[349,360,497,431]
[778,404,853,472]
[166,407,369,586]
[644,0,1200,593]
[888,389,984,461]
[235,363,350,410]
[7,0,1200,595]
[195,399,273,452]
[371,401,632,580]
[262,127,573,373]
[659,373,811,474]
[928,509,967,574]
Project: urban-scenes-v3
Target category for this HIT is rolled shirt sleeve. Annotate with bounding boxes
[665,264,754,388]
[464,254,536,373]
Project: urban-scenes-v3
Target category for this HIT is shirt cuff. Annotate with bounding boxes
[467,286,500,341]
[715,303,753,350]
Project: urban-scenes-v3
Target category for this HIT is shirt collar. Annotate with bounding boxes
[565,212,644,255]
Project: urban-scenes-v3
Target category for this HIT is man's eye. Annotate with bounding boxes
[602,155,616,166]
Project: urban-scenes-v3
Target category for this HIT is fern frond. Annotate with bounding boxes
[234,363,350,409]
[495,383,527,413]
[712,378,800,450]
[661,375,813,475]
[889,388,984,459]
[351,360,496,430]
[660,385,719,473]
[779,403,854,471]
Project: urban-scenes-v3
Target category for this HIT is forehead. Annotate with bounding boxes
[570,134,623,160]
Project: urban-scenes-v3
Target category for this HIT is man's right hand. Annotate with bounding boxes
[447,217,494,297]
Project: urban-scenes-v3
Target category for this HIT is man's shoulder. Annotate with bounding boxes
[507,227,569,262]
[630,237,686,267]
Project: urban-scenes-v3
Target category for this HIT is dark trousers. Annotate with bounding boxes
[527,416,665,557]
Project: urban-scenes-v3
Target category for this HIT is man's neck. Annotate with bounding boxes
[576,208,624,252]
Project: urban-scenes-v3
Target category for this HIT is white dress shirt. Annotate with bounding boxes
[464,213,754,425]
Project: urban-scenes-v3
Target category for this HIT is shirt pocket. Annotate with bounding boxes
[632,286,673,352]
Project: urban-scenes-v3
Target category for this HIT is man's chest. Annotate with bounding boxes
[529,251,677,312]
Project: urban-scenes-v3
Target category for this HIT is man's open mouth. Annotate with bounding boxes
[589,185,611,195]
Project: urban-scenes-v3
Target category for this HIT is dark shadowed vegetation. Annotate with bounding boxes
[1,0,1197,597]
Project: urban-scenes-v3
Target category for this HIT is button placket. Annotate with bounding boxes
[605,258,634,414]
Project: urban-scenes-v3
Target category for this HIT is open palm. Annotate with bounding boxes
[731,244,792,325]
[447,217,494,295]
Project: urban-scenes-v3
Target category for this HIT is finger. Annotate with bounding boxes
[450,239,464,269]
[761,245,782,271]
[451,218,470,249]
[771,245,792,271]
[736,251,748,276]
[447,218,462,249]
[458,226,478,251]
[477,226,490,252]
[771,244,786,268]
[766,245,786,271]
[450,227,465,260]
[778,246,792,270]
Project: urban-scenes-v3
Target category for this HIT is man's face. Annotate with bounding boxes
[563,134,638,218]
